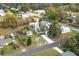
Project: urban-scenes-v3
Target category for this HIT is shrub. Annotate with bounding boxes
[27,36,32,46]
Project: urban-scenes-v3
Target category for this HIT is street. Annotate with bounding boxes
[14,40,65,56]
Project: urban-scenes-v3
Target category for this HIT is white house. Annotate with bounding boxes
[0,9,5,16]
[34,10,45,15]
[26,31,33,36]
[11,8,19,11]
[0,35,4,40]
[61,25,71,33]
[10,33,15,39]
[40,20,52,36]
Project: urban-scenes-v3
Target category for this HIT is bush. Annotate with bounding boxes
[0,50,4,55]
[27,36,32,46]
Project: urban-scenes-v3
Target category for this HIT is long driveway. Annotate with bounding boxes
[40,35,64,53]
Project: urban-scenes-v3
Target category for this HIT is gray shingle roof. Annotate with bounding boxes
[60,51,76,56]
[40,20,51,26]
[0,38,12,48]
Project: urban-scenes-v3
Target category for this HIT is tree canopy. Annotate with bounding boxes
[2,11,18,28]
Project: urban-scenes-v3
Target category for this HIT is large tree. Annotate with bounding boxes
[47,6,61,37]
[27,36,32,46]
[20,4,30,12]
[48,22,61,38]
[2,11,18,28]
[63,37,78,52]
[46,6,60,22]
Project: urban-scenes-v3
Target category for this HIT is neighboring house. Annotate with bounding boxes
[67,18,74,23]
[0,9,5,16]
[65,11,79,18]
[60,25,71,34]
[40,21,71,34]
[75,17,79,23]
[0,35,4,40]
[40,20,51,29]
[10,33,15,39]
[60,51,76,56]
[20,13,30,19]
[65,11,79,23]
[40,20,51,36]
[11,7,19,11]
[34,10,45,15]
[16,20,28,26]
[0,38,13,48]
[26,31,33,36]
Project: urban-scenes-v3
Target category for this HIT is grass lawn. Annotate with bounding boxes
[15,34,48,49]
[58,30,78,52]
[0,43,21,56]
[0,25,27,35]
[55,30,78,40]
[32,48,59,56]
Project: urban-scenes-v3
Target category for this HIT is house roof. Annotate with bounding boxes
[34,10,45,13]
[40,20,51,26]
[0,9,4,13]
[0,38,12,48]
[60,51,76,56]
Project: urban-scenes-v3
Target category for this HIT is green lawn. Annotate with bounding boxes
[32,48,59,56]
[0,43,21,56]
[0,25,27,35]
[53,30,78,41]
[15,34,48,49]
[59,30,78,52]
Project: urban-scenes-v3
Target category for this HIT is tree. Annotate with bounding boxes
[17,37,27,46]
[46,6,61,38]
[27,36,32,46]
[0,50,4,55]
[68,37,78,48]
[46,6,60,22]
[75,33,79,42]
[48,22,61,38]
[20,4,30,12]
[2,11,18,28]
[63,37,78,52]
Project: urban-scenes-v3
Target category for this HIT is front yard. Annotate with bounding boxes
[58,30,79,55]
[0,42,21,56]
[0,34,48,56]
[50,30,78,41]
[32,48,59,56]
[15,34,48,49]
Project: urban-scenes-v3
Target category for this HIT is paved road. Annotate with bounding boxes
[14,40,65,56]
[40,35,64,53]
